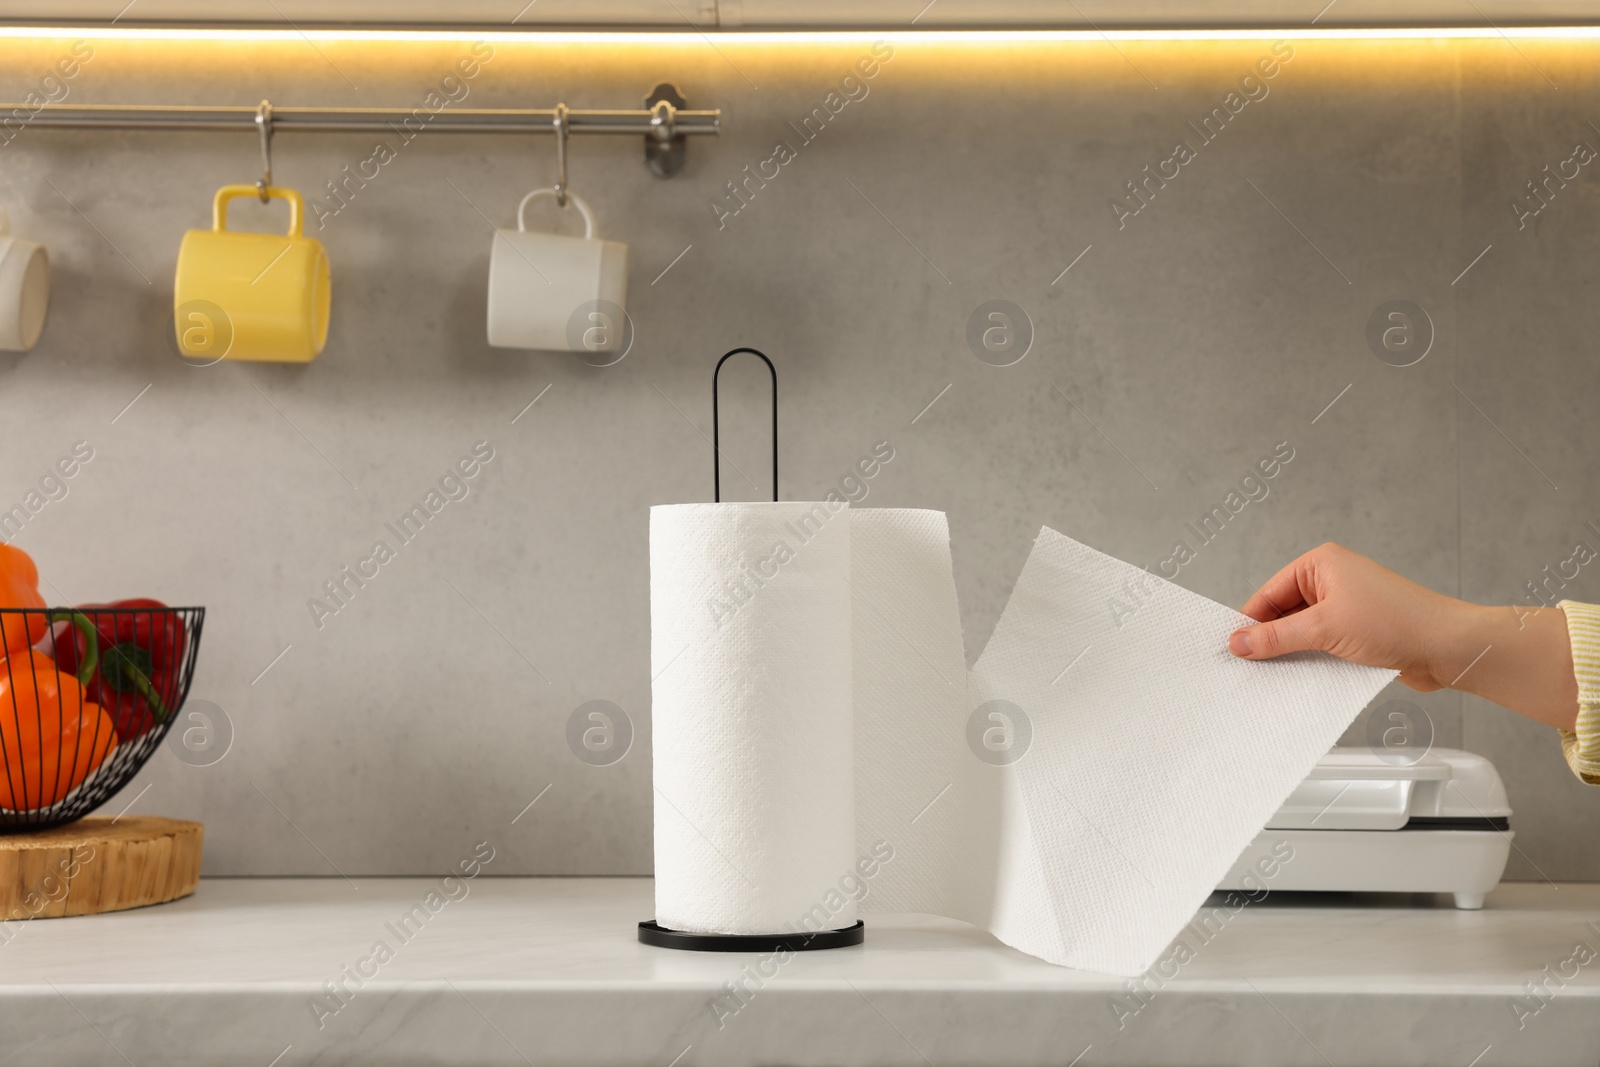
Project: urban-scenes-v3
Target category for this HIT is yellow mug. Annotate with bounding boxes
[174,185,330,363]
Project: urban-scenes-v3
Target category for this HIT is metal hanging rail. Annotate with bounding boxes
[0,102,720,134]
[0,83,719,175]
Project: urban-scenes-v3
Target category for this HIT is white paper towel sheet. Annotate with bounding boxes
[970,526,1397,973]
[650,504,1396,974]
[850,508,1055,946]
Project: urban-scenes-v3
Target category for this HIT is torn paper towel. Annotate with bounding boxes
[649,503,1396,974]
[968,526,1397,973]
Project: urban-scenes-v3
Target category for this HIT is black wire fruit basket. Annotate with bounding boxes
[0,606,204,832]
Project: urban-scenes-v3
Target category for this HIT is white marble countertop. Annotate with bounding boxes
[1,877,1597,1066]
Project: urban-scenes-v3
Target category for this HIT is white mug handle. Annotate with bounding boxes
[516,188,595,239]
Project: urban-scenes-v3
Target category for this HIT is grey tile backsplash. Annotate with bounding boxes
[0,32,1593,878]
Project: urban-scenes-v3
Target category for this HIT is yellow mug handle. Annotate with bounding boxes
[212,184,304,237]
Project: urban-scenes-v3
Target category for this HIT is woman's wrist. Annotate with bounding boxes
[1425,601,1578,731]
[1416,599,1488,690]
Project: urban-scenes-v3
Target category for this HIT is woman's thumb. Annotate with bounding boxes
[1229,609,1325,660]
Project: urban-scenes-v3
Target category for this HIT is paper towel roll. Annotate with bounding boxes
[649,503,1397,973]
[649,502,856,935]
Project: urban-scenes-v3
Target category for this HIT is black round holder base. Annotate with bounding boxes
[638,920,864,952]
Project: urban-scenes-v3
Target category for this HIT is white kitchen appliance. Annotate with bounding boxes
[1218,747,1511,909]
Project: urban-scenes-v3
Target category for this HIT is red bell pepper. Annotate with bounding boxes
[48,598,184,742]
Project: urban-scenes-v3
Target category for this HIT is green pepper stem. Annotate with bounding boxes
[122,658,170,723]
[44,610,172,724]
[47,611,99,687]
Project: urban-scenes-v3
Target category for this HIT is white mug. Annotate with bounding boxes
[0,210,49,352]
[486,189,628,353]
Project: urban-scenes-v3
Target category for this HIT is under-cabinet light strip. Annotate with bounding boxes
[0,26,1597,43]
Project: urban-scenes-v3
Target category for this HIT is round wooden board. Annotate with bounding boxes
[0,816,202,920]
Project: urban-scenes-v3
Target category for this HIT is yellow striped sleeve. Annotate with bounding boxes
[1558,600,1600,785]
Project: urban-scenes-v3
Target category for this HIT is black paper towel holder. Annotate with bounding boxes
[638,920,866,952]
[638,347,865,954]
[712,346,778,503]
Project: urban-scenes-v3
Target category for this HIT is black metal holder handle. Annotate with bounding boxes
[712,347,777,503]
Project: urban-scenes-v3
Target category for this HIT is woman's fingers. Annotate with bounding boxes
[1229,605,1327,659]
[1239,551,1321,623]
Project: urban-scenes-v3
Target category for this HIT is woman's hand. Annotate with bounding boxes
[1229,543,1580,732]
[1227,543,1462,690]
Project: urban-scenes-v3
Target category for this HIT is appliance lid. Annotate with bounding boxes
[1264,747,1511,831]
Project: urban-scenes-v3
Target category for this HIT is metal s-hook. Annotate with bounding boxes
[552,102,570,207]
[254,99,273,202]
[712,348,778,504]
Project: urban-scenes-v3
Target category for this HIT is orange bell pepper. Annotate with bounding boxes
[0,620,117,811]
[0,543,47,653]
